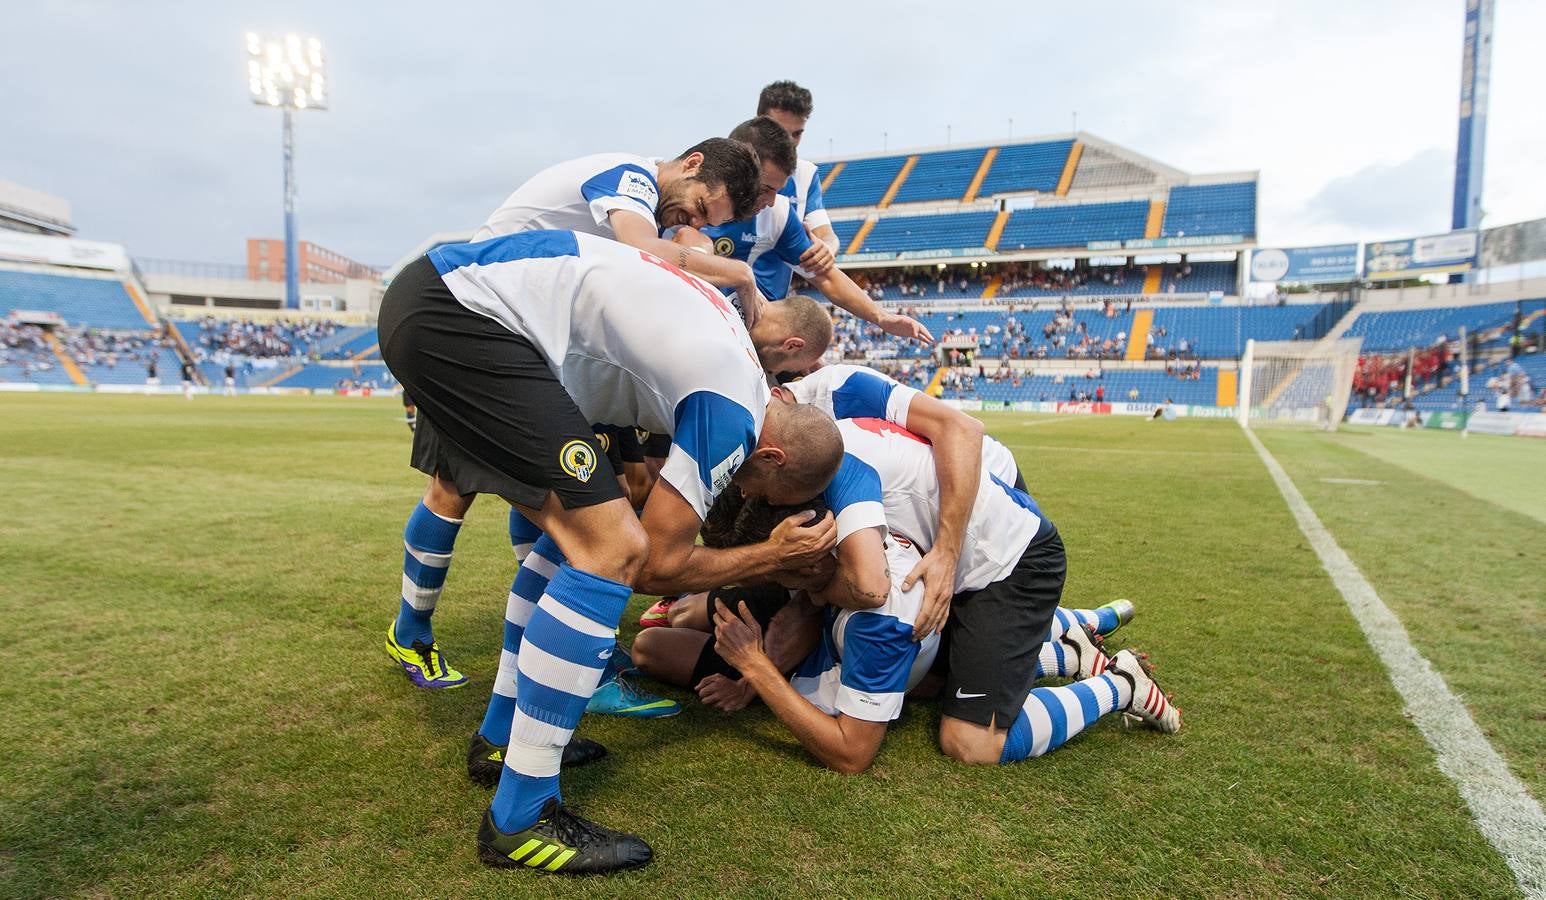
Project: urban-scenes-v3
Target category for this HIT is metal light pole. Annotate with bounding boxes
[282,108,298,310]
[247,32,327,310]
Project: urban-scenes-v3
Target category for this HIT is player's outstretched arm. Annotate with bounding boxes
[808,266,934,343]
[637,481,835,595]
[811,526,890,611]
[608,210,767,325]
[714,599,887,774]
[898,394,985,637]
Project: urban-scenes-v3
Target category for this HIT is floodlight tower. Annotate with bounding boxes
[1450,0,1493,284]
[246,32,327,310]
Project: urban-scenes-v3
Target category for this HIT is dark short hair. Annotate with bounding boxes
[757,80,813,119]
[728,116,797,178]
[676,137,762,221]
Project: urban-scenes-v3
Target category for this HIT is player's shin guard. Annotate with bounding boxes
[480,535,564,745]
[509,509,541,566]
[999,674,1132,763]
[395,501,462,646]
[490,564,630,833]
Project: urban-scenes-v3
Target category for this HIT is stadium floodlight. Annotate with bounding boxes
[245,32,327,310]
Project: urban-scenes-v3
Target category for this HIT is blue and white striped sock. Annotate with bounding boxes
[489,564,630,832]
[1000,673,1132,763]
[1034,641,1071,679]
[509,509,541,566]
[479,535,563,744]
[393,501,462,647]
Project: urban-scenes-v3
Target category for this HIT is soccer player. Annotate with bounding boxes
[475,138,770,320]
[707,528,1176,774]
[698,118,932,344]
[379,229,844,873]
[640,363,990,645]
[756,80,837,255]
[384,138,766,691]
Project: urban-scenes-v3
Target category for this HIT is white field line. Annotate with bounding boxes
[1245,427,1546,898]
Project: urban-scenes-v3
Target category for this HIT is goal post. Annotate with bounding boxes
[1237,337,1364,430]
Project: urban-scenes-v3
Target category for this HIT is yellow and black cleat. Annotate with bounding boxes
[477,800,652,875]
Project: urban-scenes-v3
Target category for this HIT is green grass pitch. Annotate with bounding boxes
[1,394,1540,898]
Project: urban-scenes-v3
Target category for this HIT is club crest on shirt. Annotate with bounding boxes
[560,440,598,483]
[593,430,612,453]
[713,236,736,257]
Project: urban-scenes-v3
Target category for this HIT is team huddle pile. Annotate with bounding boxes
[375,81,1183,876]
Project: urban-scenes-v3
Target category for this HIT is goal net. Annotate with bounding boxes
[1237,337,1363,430]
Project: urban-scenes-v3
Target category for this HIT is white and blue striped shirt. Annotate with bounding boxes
[428,230,768,520]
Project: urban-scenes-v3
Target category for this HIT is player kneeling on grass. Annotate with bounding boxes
[638,414,1179,772]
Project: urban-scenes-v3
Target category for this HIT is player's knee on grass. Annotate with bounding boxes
[630,627,710,687]
[938,716,1009,766]
[667,592,712,630]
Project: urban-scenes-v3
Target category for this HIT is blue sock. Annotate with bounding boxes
[508,509,541,565]
[1091,606,1120,635]
[479,535,563,744]
[999,674,1127,764]
[394,501,462,646]
[490,564,630,832]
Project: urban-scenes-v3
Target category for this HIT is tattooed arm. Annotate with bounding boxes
[811,525,890,611]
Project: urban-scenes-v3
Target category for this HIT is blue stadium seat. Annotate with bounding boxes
[996,201,1149,251]
[823,156,909,208]
[1161,183,1256,238]
[892,148,988,204]
[0,270,147,330]
[860,212,997,254]
[1342,301,1543,352]
[976,140,1074,196]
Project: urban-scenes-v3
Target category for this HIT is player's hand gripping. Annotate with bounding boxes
[903,546,959,639]
[798,236,835,276]
[878,312,935,344]
[695,672,757,713]
[776,553,837,592]
[740,280,769,330]
[713,599,767,675]
[767,509,838,568]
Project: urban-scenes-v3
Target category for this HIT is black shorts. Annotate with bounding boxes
[938,525,1065,728]
[619,428,649,464]
[379,256,624,511]
[688,584,793,685]
[641,430,671,460]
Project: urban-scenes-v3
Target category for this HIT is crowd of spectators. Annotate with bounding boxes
[0,321,56,375]
[995,262,1140,297]
[57,328,174,370]
[1353,345,1452,406]
[849,266,983,302]
[186,316,346,361]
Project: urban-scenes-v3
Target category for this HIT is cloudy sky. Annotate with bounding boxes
[3,0,1541,267]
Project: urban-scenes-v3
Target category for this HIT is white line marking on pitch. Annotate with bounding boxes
[1320,477,1385,486]
[1245,428,1546,898]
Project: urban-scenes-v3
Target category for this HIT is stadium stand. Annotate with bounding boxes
[0,270,150,330]
[1067,145,1159,192]
[940,367,1218,406]
[270,362,396,390]
[820,155,909,208]
[891,148,989,204]
[995,200,1150,251]
[859,212,997,254]
[1160,183,1257,238]
[975,140,1075,197]
[1342,300,1544,352]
